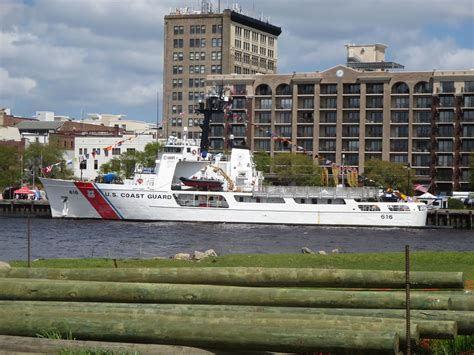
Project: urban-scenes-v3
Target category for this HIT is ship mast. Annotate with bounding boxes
[196,90,226,158]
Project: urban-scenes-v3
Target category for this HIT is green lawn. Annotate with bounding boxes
[10,251,474,282]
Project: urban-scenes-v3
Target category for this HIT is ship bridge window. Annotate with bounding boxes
[358,205,381,211]
[165,147,183,153]
[173,193,228,208]
[295,198,346,204]
[234,196,285,204]
[388,205,410,211]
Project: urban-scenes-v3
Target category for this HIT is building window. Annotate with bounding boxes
[79,148,83,154]
[390,154,408,163]
[391,111,409,123]
[320,84,337,94]
[173,26,184,35]
[255,112,271,123]
[212,24,222,33]
[343,84,360,94]
[440,81,455,93]
[112,148,121,156]
[172,65,183,75]
[212,38,222,47]
[173,39,183,48]
[211,65,222,74]
[366,83,384,94]
[94,160,98,170]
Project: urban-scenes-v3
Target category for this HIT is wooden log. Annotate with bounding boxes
[6,301,465,336]
[0,311,400,353]
[0,267,464,289]
[0,278,452,310]
[0,335,217,355]
[449,294,474,311]
[0,303,420,343]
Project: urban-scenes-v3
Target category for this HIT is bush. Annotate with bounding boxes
[447,198,465,209]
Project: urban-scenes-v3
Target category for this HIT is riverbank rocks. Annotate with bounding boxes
[172,253,191,261]
[0,261,11,269]
[193,249,218,261]
[301,247,315,254]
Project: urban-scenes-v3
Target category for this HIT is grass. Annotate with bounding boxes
[10,251,474,283]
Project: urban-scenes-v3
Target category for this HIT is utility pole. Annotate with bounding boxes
[156,91,160,142]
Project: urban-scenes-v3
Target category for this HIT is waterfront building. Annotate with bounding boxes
[163,4,281,139]
[73,134,155,180]
[206,44,474,193]
[84,113,157,136]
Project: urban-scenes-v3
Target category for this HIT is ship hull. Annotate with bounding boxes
[41,178,428,227]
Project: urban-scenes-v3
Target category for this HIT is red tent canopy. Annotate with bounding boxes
[14,186,35,195]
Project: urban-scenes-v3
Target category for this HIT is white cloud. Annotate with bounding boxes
[1,0,472,121]
[0,68,37,97]
[396,39,474,70]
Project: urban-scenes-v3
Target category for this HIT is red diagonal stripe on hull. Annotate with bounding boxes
[74,181,120,220]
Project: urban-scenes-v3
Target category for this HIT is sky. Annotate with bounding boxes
[1,0,473,123]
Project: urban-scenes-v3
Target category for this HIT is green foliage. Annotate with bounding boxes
[426,335,474,355]
[0,145,21,189]
[253,152,271,173]
[24,142,74,183]
[98,142,162,179]
[98,158,121,175]
[364,159,412,194]
[141,141,162,168]
[11,251,474,281]
[447,198,465,210]
[272,153,322,186]
[37,328,75,340]
[60,350,138,355]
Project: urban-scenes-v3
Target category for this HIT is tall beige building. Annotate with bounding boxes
[163,5,281,139]
[207,45,474,193]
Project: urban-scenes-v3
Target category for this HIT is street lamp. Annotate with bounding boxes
[406,163,411,197]
[341,154,346,187]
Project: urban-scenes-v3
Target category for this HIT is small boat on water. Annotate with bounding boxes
[40,93,428,227]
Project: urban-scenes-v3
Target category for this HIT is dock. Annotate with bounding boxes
[427,209,473,229]
[0,200,51,217]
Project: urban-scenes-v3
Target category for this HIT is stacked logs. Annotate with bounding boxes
[0,266,472,354]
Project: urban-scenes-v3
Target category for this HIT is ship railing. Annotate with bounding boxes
[252,186,379,199]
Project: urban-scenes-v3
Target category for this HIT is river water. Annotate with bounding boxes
[0,216,472,261]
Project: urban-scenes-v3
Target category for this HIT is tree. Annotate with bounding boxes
[23,142,74,185]
[140,142,162,168]
[0,145,21,189]
[364,159,412,194]
[253,152,271,174]
[98,158,121,175]
[98,142,162,179]
[271,153,322,186]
